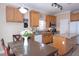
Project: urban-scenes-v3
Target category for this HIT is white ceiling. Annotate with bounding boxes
[5,3,79,15]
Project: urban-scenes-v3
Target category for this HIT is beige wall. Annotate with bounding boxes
[0,4,24,45]
[56,11,70,34]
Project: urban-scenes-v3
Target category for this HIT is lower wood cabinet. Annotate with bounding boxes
[42,32,53,44]
[53,35,73,55]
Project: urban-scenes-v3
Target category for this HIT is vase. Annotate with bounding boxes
[23,37,28,54]
[24,37,28,46]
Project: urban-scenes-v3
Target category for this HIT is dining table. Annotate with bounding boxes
[8,39,58,56]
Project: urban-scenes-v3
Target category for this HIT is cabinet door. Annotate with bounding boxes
[46,15,56,28]
[6,6,23,22]
[71,13,79,21]
[65,39,73,54]
[30,11,39,27]
[42,36,49,44]
[6,6,15,22]
[51,16,56,24]
[42,32,53,44]
[53,35,66,55]
[46,16,50,28]
[14,8,23,22]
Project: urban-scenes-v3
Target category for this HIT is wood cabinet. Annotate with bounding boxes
[14,8,23,22]
[42,32,53,44]
[6,6,23,22]
[70,13,79,21]
[46,15,56,28]
[53,35,73,55]
[30,10,40,27]
[30,33,34,41]
[6,6,15,22]
[46,16,50,28]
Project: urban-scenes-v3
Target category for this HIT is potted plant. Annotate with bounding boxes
[21,29,32,46]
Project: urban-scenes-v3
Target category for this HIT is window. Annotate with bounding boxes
[38,20,46,31]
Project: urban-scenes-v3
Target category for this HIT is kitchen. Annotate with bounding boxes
[0,3,79,56]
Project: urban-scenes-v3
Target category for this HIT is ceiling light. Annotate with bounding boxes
[18,7,28,14]
[52,3,63,10]
[54,3,58,8]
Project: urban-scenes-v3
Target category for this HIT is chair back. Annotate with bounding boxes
[0,39,9,55]
[1,38,6,49]
[13,34,22,42]
[0,39,15,56]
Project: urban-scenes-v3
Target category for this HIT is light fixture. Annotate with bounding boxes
[18,7,28,14]
[52,3,63,10]
[18,7,29,28]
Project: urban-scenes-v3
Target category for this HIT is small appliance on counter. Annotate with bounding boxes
[23,19,28,28]
[49,23,57,34]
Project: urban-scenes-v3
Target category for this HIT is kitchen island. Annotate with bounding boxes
[49,33,78,55]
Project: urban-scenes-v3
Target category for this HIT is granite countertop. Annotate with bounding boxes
[34,30,78,39]
[55,33,78,39]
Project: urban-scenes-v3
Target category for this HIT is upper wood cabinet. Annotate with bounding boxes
[70,13,79,21]
[30,10,40,27]
[6,6,15,22]
[45,15,56,28]
[14,8,23,22]
[6,6,23,22]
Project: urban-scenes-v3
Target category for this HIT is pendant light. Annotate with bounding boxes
[18,5,29,28]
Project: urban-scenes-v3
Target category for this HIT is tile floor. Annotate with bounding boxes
[65,45,79,56]
[71,45,79,56]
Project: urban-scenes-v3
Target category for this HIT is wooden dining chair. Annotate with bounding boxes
[1,38,6,49]
[6,45,15,56]
[13,34,22,42]
[1,39,15,56]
